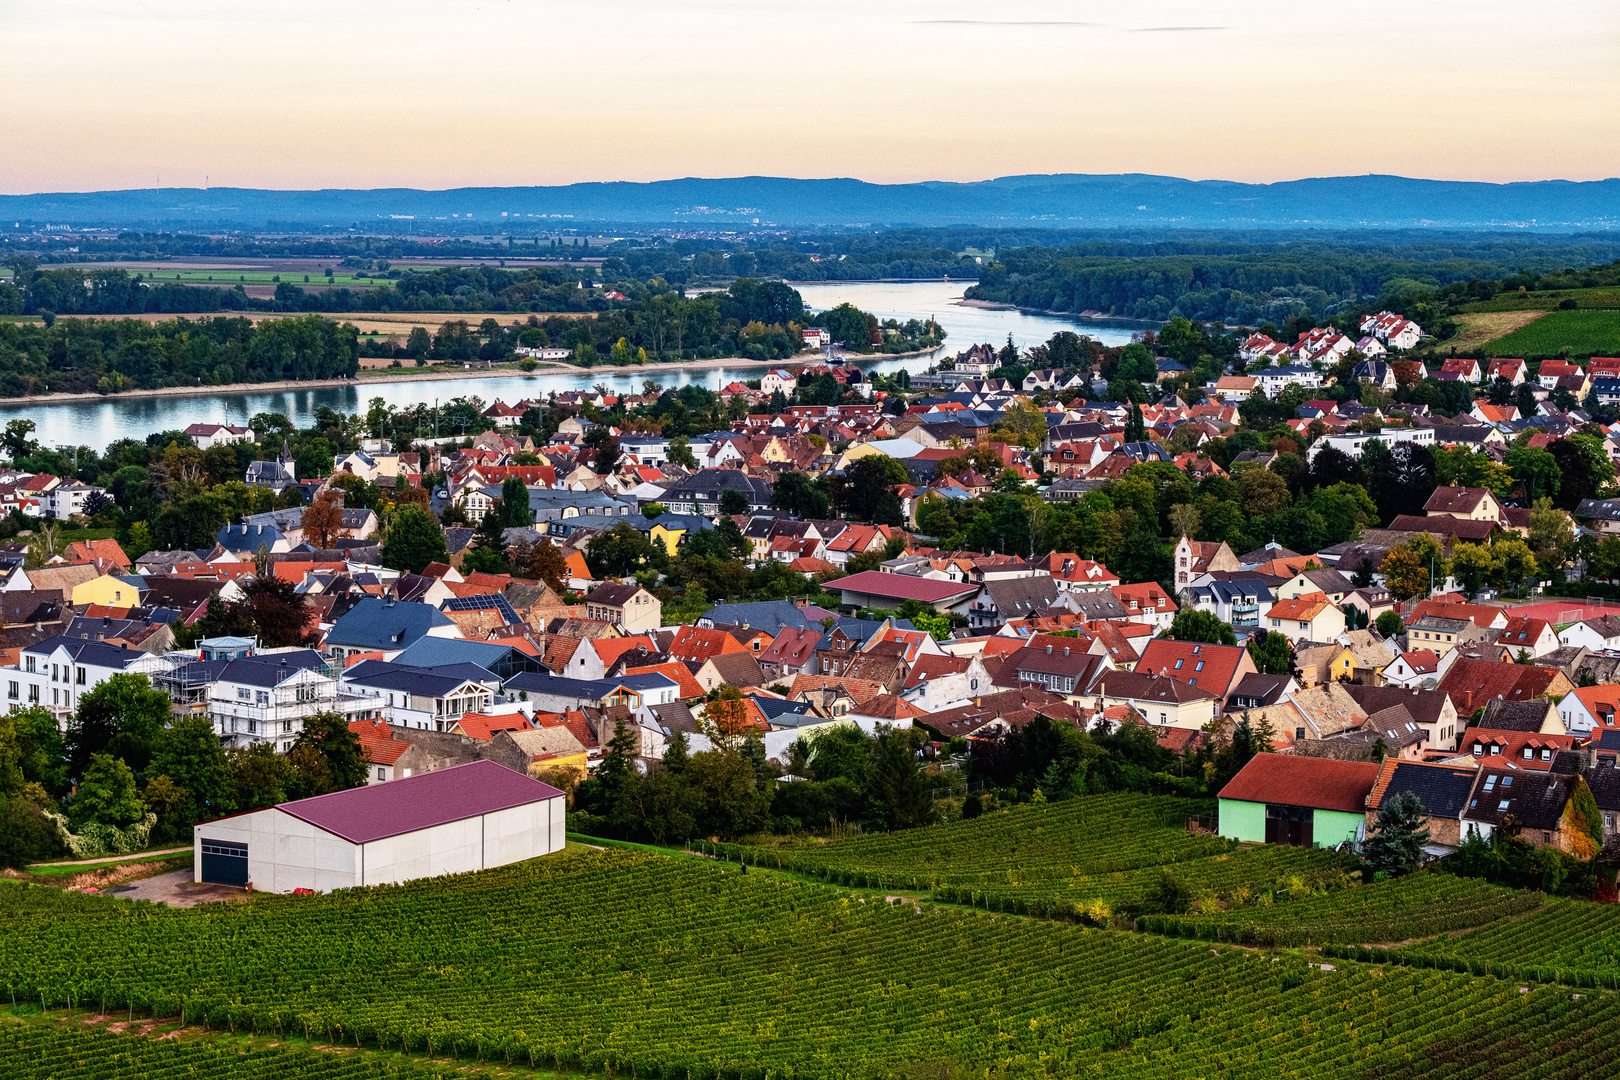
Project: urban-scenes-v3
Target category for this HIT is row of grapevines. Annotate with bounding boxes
[0,1026,487,1079]
[1366,897,1620,986]
[1141,873,1545,946]
[3,848,1618,1078]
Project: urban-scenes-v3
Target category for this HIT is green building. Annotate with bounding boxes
[1217,753,1379,848]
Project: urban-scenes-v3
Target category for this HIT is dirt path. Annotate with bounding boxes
[113,868,241,908]
[32,846,191,867]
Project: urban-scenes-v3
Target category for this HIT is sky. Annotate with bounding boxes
[3,0,1617,194]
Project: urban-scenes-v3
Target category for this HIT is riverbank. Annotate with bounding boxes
[0,344,946,408]
[955,297,1162,326]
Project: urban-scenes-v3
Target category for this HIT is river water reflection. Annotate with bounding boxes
[0,281,1148,449]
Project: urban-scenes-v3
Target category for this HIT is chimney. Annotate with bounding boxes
[1045,644,1053,654]
[1062,647,1070,656]
[1459,691,1472,713]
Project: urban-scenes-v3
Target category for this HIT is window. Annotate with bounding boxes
[256,691,269,705]
[25,656,34,673]
[237,687,251,701]
[1159,712,1167,723]
[5,682,12,700]
[51,664,58,682]
[247,720,257,734]
[377,767,386,781]
[28,685,38,702]
[76,667,85,685]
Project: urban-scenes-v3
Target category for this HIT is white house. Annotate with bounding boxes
[192,760,565,893]
[1559,615,1620,653]
[1557,686,1620,738]
[801,329,830,350]
[1306,427,1435,463]
[900,654,992,712]
[200,652,373,751]
[1257,366,1323,398]
[183,423,254,451]
[1382,649,1441,688]
[5,636,155,725]
[40,482,108,520]
[761,369,796,396]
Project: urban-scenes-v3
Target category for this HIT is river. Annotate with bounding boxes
[0,281,1147,450]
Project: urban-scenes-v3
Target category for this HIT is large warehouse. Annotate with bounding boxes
[193,760,566,893]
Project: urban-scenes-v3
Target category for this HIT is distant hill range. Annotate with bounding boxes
[5,173,1618,231]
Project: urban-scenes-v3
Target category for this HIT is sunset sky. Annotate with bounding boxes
[4,0,1616,194]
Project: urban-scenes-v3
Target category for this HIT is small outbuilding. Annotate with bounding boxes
[193,759,565,893]
[1216,753,1379,849]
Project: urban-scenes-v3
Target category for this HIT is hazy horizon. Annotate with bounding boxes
[4,0,1617,195]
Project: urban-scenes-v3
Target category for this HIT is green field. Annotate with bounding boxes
[1460,287,1620,313]
[1482,309,1620,357]
[7,848,1620,1080]
[722,793,1351,917]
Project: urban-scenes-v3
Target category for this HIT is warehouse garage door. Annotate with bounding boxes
[199,840,249,887]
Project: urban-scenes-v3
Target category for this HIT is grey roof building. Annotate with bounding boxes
[698,600,816,636]
[659,470,774,517]
[326,597,456,657]
[498,486,639,526]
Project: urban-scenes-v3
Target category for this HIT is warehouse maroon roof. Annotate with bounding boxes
[274,759,563,844]
[1217,753,1379,813]
[821,570,980,604]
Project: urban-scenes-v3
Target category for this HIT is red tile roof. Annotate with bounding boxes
[758,626,821,669]
[1217,753,1379,813]
[453,711,535,740]
[624,662,706,700]
[669,625,747,664]
[821,570,979,604]
[1136,639,1251,699]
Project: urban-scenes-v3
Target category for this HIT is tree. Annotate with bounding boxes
[1375,611,1404,638]
[71,753,145,828]
[381,505,448,574]
[225,743,289,811]
[0,706,66,796]
[585,425,620,475]
[1168,503,1200,538]
[500,475,532,528]
[528,538,569,593]
[1165,609,1237,646]
[588,521,659,577]
[68,673,174,778]
[771,472,830,519]
[1362,791,1430,876]
[839,455,908,521]
[201,574,317,647]
[149,714,231,829]
[1564,774,1604,861]
[1505,445,1561,505]
[1527,498,1574,571]
[865,726,932,831]
[301,491,348,550]
[1236,468,1291,517]
[3,419,39,460]
[666,436,696,470]
[1448,542,1494,599]
[718,488,750,517]
[1379,545,1432,602]
[1490,536,1539,591]
[1246,630,1293,675]
[1124,403,1146,442]
[284,712,369,800]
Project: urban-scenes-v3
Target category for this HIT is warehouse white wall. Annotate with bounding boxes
[195,810,360,894]
[194,793,566,894]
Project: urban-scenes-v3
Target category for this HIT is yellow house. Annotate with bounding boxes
[646,514,713,558]
[832,443,889,472]
[71,573,143,608]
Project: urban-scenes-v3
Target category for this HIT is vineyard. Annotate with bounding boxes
[720,793,1352,916]
[1141,873,1544,947]
[0,1027,484,1080]
[1482,308,1620,356]
[1353,899,1620,987]
[6,847,1620,1078]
